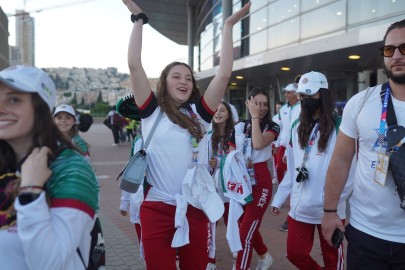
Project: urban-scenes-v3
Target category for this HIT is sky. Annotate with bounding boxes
[1,0,188,77]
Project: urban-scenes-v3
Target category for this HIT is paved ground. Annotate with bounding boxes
[82,123,340,270]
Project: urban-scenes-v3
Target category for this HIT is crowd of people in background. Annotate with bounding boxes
[0,0,404,269]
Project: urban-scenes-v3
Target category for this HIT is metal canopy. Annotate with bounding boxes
[135,0,196,45]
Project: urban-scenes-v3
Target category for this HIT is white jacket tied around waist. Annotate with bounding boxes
[220,150,253,252]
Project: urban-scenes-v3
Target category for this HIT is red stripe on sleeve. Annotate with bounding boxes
[228,142,236,149]
[265,130,279,140]
[51,198,95,218]
[138,92,154,110]
[201,96,216,116]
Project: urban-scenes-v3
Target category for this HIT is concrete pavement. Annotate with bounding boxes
[82,123,331,270]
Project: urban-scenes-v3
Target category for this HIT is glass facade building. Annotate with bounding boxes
[193,0,405,118]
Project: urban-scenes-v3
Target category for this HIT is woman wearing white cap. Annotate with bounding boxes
[0,65,99,269]
[270,71,353,270]
[53,104,91,161]
[234,87,280,270]
[122,0,251,269]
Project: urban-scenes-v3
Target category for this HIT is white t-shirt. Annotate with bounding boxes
[276,102,301,148]
[340,84,405,243]
[139,96,212,204]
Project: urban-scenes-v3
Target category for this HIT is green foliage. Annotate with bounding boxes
[91,102,111,117]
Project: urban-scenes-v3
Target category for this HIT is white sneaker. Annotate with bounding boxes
[232,252,237,270]
[206,262,216,270]
[256,253,273,270]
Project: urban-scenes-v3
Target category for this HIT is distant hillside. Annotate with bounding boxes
[44,67,130,92]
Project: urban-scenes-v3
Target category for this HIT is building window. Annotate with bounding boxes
[348,0,405,25]
[300,1,345,40]
[268,18,300,49]
[250,5,268,35]
[301,0,337,13]
[250,30,267,55]
[268,0,299,26]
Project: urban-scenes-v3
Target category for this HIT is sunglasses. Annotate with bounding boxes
[379,43,405,57]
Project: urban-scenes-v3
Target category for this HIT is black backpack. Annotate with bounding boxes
[78,113,94,132]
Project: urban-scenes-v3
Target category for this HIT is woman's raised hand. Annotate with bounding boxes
[245,96,260,118]
[122,0,142,14]
[225,2,251,27]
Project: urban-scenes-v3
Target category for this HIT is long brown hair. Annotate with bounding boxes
[211,101,234,154]
[298,88,335,152]
[157,62,204,141]
[0,93,76,171]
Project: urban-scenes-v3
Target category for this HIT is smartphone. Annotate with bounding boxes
[331,228,344,248]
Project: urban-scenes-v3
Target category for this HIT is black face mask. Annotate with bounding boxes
[301,97,321,116]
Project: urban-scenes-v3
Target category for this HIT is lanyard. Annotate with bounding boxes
[301,123,319,167]
[379,83,405,154]
[215,146,224,159]
[378,85,390,147]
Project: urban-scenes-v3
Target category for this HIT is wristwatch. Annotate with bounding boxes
[19,192,41,205]
[131,13,149,25]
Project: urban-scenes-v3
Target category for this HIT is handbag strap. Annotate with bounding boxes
[142,110,164,149]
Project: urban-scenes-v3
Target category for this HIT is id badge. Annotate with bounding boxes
[374,152,389,186]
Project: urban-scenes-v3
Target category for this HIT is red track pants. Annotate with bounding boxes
[286,216,345,270]
[140,201,210,270]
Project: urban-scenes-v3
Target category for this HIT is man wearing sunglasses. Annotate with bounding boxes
[322,19,405,270]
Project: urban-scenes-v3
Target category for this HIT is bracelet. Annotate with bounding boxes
[251,116,259,120]
[323,208,337,212]
[131,13,149,24]
[18,185,44,193]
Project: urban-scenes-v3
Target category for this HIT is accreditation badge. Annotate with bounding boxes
[374,151,389,186]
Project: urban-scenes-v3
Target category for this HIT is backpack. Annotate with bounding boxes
[78,113,93,132]
[112,112,122,127]
[87,217,105,269]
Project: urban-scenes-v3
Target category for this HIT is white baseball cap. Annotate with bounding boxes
[54,104,76,118]
[296,71,328,96]
[283,83,298,92]
[0,65,56,110]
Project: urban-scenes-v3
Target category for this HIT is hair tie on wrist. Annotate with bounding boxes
[323,208,337,212]
[131,13,149,24]
[18,185,44,193]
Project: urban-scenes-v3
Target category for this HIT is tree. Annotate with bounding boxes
[70,92,78,105]
[97,91,103,103]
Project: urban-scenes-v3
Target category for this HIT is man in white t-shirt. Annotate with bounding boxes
[322,18,405,269]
